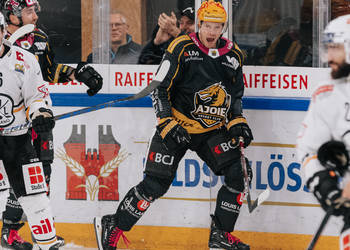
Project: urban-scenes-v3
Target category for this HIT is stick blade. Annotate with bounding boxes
[248,189,270,213]
[7,24,35,44]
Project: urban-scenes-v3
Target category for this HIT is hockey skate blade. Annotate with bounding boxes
[93,217,103,250]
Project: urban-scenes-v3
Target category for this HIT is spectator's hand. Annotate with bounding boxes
[158,12,181,38]
[154,28,172,45]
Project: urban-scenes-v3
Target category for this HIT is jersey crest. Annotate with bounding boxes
[191,82,231,127]
[0,94,14,127]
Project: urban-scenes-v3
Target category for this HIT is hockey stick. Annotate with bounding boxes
[0,80,161,135]
[4,24,35,46]
[307,207,333,250]
[239,137,270,213]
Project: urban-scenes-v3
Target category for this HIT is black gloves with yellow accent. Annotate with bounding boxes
[31,108,55,134]
[307,170,350,216]
[227,116,253,148]
[75,62,103,96]
[156,118,191,150]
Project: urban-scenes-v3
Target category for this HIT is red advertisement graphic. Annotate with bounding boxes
[57,125,128,201]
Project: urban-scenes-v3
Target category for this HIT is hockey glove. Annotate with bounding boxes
[74,62,103,96]
[318,140,349,176]
[31,108,55,134]
[156,118,191,150]
[227,116,253,148]
[307,170,350,216]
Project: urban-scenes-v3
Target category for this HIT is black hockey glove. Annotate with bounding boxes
[318,140,349,176]
[74,62,103,96]
[307,170,350,216]
[31,108,55,134]
[156,118,191,150]
[227,116,253,148]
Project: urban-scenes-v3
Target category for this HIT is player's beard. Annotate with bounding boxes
[331,62,350,79]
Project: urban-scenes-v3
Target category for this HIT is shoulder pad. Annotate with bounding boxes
[232,42,245,65]
[33,28,49,40]
[312,84,334,102]
[167,35,192,54]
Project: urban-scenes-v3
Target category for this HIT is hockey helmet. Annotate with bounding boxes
[2,0,40,22]
[197,0,227,24]
[0,12,6,30]
[321,14,350,64]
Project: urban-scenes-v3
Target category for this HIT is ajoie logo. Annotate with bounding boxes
[148,152,174,165]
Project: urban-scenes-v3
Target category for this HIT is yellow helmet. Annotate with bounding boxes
[197,0,227,23]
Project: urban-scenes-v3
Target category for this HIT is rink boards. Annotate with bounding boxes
[44,65,340,249]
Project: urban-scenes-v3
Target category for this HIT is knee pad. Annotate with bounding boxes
[17,193,56,247]
[0,189,10,213]
[223,161,245,192]
[139,174,173,200]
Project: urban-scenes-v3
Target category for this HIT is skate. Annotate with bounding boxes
[208,215,250,250]
[1,223,33,250]
[32,234,65,250]
[94,215,130,250]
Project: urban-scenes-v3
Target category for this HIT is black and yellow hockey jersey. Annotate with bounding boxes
[7,27,74,83]
[152,32,245,134]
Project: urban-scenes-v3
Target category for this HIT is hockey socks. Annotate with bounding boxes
[214,185,243,232]
[17,193,57,250]
[115,186,152,231]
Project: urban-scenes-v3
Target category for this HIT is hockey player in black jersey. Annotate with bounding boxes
[0,0,103,249]
[94,1,253,250]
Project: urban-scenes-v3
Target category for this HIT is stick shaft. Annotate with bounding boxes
[307,208,333,250]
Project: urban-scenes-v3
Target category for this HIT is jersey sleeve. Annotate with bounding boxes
[296,97,333,181]
[22,52,50,119]
[41,38,74,83]
[151,35,189,120]
[227,44,245,120]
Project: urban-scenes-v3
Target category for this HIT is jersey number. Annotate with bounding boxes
[0,72,2,87]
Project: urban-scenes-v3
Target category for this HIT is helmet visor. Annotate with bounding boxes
[320,43,346,64]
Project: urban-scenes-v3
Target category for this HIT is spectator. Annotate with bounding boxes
[138,6,195,64]
[87,10,142,64]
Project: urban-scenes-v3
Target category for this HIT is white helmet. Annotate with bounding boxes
[322,14,350,64]
[0,12,6,31]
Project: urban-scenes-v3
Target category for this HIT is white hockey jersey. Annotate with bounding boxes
[297,76,350,184]
[0,45,50,136]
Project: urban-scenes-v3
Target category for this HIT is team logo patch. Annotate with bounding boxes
[191,82,231,127]
[0,94,14,127]
[0,160,10,190]
[22,162,47,195]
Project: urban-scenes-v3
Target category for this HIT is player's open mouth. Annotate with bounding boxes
[207,38,215,43]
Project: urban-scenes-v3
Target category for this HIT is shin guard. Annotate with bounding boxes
[115,186,152,231]
[214,185,244,232]
[17,193,57,250]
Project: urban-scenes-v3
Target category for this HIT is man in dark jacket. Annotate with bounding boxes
[87,10,142,64]
[138,6,195,65]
